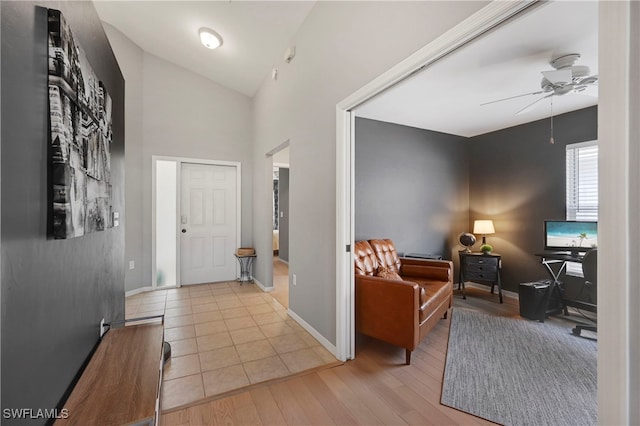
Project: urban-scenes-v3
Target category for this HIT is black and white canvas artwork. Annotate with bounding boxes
[48,9,113,239]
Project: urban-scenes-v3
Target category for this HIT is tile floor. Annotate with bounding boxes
[125,281,337,411]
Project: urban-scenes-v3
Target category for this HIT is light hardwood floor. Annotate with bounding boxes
[271,256,289,309]
[161,286,518,425]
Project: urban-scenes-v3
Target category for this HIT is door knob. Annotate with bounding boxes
[181,229,187,233]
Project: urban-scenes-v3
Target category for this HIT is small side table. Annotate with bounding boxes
[234,253,256,283]
[458,251,503,303]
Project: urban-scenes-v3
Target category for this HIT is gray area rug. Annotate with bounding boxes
[441,308,596,426]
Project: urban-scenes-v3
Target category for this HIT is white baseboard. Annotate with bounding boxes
[277,258,289,265]
[125,286,153,297]
[252,277,273,292]
[287,308,337,357]
[464,282,519,300]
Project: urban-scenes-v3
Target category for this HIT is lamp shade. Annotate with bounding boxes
[473,220,495,235]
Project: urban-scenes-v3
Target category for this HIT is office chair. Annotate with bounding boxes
[572,249,597,337]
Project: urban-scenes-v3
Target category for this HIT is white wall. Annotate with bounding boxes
[252,1,488,344]
[103,24,253,291]
[598,2,640,423]
[103,23,144,292]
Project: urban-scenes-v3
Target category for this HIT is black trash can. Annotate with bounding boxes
[519,281,553,322]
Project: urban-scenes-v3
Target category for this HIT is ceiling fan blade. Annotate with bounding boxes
[515,93,553,116]
[542,69,572,85]
[480,90,546,106]
[574,84,598,98]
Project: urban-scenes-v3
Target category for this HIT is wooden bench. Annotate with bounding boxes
[55,324,164,426]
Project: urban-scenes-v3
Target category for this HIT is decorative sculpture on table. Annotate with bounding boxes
[458,232,476,253]
[48,9,113,239]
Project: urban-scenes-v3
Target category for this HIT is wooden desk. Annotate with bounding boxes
[458,252,503,303]
[56,324,164,426]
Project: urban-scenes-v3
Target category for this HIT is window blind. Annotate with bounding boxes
[565,140,598,276]
[566,141,598,221]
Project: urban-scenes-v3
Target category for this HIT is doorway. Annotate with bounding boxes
[271,147,290,308]
[335,2,640,422]
[152,156,242,288]
[335,1,545,361]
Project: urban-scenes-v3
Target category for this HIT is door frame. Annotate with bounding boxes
[262,140,291,290]
[152,155,242,288]
[334,0,539,363]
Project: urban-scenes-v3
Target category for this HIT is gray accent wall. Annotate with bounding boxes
[469,106,597,293]
[1,2,125,422]
[355,118,469,261]
[278,168,290,262]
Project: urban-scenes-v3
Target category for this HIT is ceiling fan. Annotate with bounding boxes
[482,53,598,115]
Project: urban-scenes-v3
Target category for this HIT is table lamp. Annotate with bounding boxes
[473,220,495,245]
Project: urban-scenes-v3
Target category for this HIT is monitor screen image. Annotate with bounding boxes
[544,220,598,252]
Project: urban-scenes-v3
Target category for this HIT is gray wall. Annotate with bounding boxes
[278,168,290,262]
[102,26,254,293]
[252,2,487,344]
[469,106,597,293]
[1,2,125,422]
[355,118,470,261]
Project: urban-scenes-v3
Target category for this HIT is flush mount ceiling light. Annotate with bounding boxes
[198,27,223,50]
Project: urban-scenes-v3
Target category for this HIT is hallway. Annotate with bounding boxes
[271,256,289,309]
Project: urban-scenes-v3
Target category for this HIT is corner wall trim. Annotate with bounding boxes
[288,308,337,357]
[125,286,153,298]
[252,278,273,292]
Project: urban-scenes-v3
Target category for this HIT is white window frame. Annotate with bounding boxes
[565,140,598,276]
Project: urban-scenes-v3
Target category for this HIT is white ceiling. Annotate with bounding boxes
[94,1,316,97]
[95,1,598,133]
[355,1,599,137]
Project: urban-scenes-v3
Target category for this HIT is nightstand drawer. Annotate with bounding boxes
[463,262,498,273]
[464,270,498,281]
[463,257,499,268]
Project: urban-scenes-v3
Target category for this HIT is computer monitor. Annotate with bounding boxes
[544,220,598,253]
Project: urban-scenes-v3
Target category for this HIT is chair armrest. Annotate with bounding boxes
[399,258,453,283]
[355,275,419,350]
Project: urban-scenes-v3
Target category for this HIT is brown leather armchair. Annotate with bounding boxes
[354,239,453,365]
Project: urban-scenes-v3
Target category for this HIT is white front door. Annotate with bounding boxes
[180,163,237,285]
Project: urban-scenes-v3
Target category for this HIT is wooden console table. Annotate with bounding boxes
[56,324,164,426]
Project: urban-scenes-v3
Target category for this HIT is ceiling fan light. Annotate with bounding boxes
[199,27,223,49]
[550,53,581,70]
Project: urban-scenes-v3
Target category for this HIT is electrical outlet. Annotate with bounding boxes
[292,274,297,286]
[99,318,107,338]
[129,260,135,270]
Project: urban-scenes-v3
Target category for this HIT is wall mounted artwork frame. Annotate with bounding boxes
[47,8,113,239]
